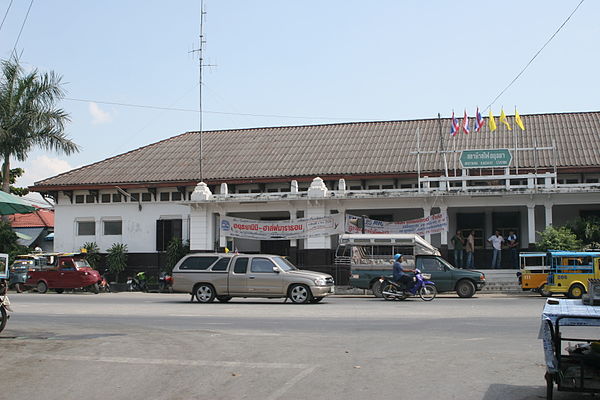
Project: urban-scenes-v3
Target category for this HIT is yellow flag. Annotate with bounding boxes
[515,108,525,131]
[488,110,497,132]
[500,108,512,131]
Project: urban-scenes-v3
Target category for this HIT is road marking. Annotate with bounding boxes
[47,355,311,369]
[265,366,316,400]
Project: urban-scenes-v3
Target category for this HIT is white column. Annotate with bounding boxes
[527,204,536,247]
[423,206,431,243]
[305,204,330,249]
[190,205,215,251]
[544,203,553,227]
[439,205,448,246]
[218,212,227,248]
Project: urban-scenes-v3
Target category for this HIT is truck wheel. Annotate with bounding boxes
[568,283,585,299]
[371,281,383,298]
[539,283,552,297]
[89,283,99,294]
[456,280,476,298]
[37,281,48,294]
[288,284,312,304]
[194,284,216,303]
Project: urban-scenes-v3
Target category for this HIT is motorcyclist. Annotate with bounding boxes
[392,254,414,290]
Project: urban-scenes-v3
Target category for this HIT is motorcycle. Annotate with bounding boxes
[380,269,437,301]
[0,279,12,333]
[158,272,173,293]
[127,271,148,292]
[98,274,111,293]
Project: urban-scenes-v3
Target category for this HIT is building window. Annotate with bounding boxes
[142,192,152,202]
[130,193,139,202]
[171,192,182,201]
[349,185,362,190]
[103,220,122,235]
[86,194,95,203]
[112,194,122,203]
[77,221,95,236]
[101,194,111,203]
[160,192,170,201]
[238,189,249,194]
[156,219,182,251]
[75,195,84,204]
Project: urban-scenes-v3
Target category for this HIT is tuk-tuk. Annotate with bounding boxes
[9,255,47,292]
[517,252,551,296]
[546,251,600,298]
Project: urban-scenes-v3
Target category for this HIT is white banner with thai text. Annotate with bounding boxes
[220,214,344,240]
[346,213,448,235]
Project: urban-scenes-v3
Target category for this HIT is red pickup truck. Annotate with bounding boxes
[26,254,101,294]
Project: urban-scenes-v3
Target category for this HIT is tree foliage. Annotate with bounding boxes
[106,243,128,283]
[0,167,28,195]
[0,55,79,193]
[565,216,600,249]
[536,226,582,252]
[165,237,189,273]
[82,241,101,270]
[0,220,28,263]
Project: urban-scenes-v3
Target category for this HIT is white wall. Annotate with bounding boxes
[54,201,190,253]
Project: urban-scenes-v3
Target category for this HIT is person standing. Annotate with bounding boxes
[465,230,475,268]
[507,230,519,269]
[488,230,504,269]
[451,230,465,268]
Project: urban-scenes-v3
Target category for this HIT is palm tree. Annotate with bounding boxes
[0,56,79,193]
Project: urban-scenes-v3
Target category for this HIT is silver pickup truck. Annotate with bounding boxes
[172,253,335,304]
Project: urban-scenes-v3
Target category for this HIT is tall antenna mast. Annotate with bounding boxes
[190,0,208,182]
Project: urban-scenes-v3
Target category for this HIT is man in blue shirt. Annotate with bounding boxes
[393,254,414,289]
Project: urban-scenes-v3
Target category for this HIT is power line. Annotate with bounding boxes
[12,0,33,53]
[485,0,585,111]
[64,96,372,121]
[0,0,13,33]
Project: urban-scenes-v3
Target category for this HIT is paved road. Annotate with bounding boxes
[0,292,586,400]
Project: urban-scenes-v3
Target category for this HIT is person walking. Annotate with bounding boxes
[465,230,475,268]
[507,230,519,269]
[488,230,504,269]
[451,230,465,268]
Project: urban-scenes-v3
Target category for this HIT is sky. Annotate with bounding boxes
[0,0,597,205]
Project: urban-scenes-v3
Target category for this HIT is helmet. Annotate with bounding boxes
[393,254,402,261]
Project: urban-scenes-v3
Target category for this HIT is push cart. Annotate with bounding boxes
[540,298,600,399]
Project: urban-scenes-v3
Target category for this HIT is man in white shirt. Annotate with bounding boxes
[488,230,504,269]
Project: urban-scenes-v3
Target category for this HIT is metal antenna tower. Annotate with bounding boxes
[190,0,209,183]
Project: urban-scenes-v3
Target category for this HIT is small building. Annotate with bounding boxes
[8,207,54,252]
[30,111,600,280]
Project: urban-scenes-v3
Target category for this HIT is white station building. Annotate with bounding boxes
[31,111,600,281]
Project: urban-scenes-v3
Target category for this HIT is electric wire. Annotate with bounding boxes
[12,0,33,53]
[0,0,13,33]
[485,0,585,111]
[64,96,372,121]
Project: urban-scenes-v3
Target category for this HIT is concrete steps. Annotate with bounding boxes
[480,270,523,293]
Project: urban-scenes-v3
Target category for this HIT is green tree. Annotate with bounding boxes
[0,220,28,263]
[106,243,128,283]
[165,237,189,273]
[0,56,79,193]
[536,226,582,252]
[566,216,600,248]
[82,242,101,270]
[0,167,28,196]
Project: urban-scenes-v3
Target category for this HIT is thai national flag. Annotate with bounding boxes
[462,110,470,134]
[475,107,485,132]
[450,111,459,136]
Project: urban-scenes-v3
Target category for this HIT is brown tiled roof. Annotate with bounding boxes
[31,111,600,189]
[8,208,54,228]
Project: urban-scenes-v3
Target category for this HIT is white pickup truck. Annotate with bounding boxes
[172,253,335,304]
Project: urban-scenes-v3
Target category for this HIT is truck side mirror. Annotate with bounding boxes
[272,266,280,273]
